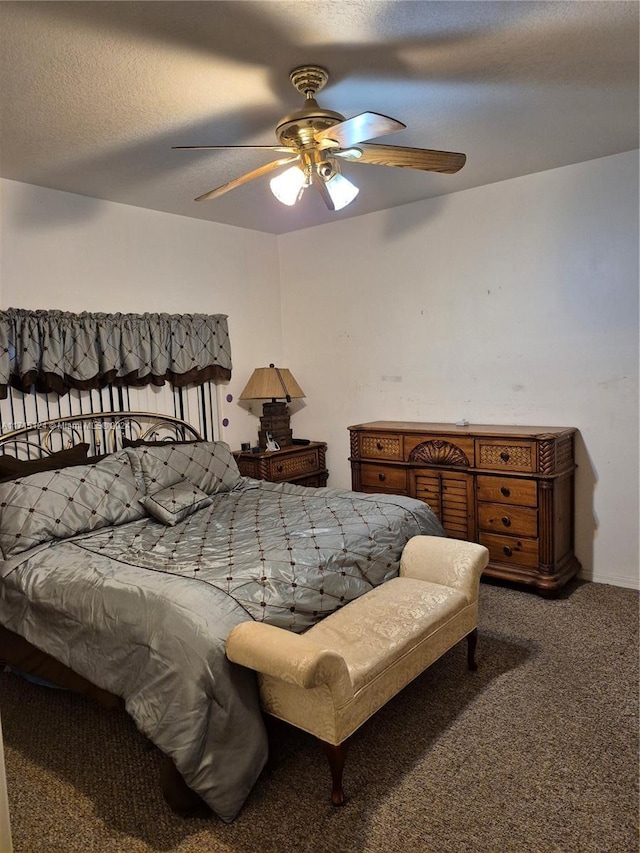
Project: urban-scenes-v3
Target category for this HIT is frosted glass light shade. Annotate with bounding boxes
[324,172,359,210]
[270,166,306,206]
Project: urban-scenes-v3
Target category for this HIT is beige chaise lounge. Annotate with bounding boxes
[226,535,489,805]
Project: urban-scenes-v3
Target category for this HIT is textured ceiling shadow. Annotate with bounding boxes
[7,105,280,228]
[8,0,632,120]
[3,2,636,234]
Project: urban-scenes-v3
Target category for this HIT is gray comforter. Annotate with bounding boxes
[0,477,443,821]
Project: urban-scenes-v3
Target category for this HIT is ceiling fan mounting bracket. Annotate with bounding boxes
[289,65,329,97]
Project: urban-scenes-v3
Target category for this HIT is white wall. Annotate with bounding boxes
[278,151,639,589]
[2,153,638,589]
[0,179,281,450]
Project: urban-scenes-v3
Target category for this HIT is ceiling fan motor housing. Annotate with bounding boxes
[276,98,345,147]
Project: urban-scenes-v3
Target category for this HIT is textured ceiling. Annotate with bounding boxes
[0,1,638,234]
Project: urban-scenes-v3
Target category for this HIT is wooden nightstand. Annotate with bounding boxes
[233,442,328,487]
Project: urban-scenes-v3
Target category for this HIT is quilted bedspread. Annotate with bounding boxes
[0,477,443,821]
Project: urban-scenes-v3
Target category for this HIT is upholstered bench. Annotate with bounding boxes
[226,535,489,805]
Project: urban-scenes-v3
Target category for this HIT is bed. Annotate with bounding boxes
[0,412,444,821]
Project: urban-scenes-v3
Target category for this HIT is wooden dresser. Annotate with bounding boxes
[234,442,328,488]
[349,421,581,594]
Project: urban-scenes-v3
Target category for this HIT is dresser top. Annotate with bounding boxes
[348,421,576,438]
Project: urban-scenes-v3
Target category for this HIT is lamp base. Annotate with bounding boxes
[258,401,293,449]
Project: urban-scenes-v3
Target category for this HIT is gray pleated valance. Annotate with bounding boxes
[0,309,232,398]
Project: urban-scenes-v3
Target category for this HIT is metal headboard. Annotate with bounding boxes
[0,412,203,459]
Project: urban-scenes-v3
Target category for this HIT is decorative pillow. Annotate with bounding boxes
[126,441,241,496]
[0,451,146,559]
[0,444,90,482]
[140,480,213,526]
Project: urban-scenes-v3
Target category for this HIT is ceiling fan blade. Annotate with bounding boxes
[173,145,294,153]
[355,143,466,174]
[315,112,406,149]
[311,172,335,211]
[332,148,364,161]
[195,156,299,201]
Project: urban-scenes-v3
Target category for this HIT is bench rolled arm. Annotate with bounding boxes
[400,536,489,604]
[226,621,354,704]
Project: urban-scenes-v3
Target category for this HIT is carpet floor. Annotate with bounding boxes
[1,579,638,853]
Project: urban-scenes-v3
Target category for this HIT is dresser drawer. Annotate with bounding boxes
[479,533,539,568]
[476,440,537,473]
[476,475,537,507]
[266,448,320,481]
[361,463,407,491]
[477,502,538,537]
[359,433,403,461]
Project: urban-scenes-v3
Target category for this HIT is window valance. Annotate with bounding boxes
[0,309,232,398]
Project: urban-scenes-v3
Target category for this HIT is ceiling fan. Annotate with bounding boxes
[173,65,466,211]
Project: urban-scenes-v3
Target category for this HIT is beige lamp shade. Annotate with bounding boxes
[239,365,305,402]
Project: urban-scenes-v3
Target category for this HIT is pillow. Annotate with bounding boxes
[126,441,241,496]
[0,444,90,482]
[0,451,146,559]
[140,480,213,526]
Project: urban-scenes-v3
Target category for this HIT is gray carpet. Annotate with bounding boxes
[1,580,638,853]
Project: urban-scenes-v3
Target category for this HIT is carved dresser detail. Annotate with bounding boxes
[348,421,581,594]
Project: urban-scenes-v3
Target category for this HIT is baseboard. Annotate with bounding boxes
[579,569,640,590]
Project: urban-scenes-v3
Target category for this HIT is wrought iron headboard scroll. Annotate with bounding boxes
[0,412,202,459]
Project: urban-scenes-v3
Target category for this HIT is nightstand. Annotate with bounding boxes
[233,442,328,488]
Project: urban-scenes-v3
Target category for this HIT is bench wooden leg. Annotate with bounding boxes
[467,628,478,671]
[321,740,350,806]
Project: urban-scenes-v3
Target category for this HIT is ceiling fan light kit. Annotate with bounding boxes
[269,166,307,206]
[321,170,359,210]
[174,65,466,212]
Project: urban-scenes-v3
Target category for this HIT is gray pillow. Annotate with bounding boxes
[0,451,145,559]
[141,480,213,526]
[126,441,241,496]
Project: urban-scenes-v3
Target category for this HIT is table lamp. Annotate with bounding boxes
[239,364,305,450]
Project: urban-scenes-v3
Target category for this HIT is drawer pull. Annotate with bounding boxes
[376,442,384,451]
[500,451,510,462]
[500,486,511,497]
[378,472,386,482]
[501,516,511,528]
[276,465,283,473]
[503,545,513,557]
